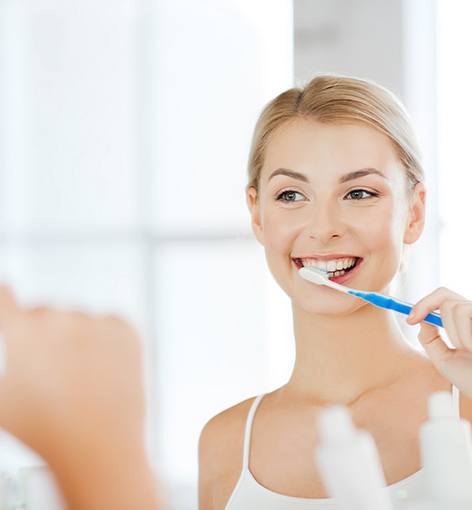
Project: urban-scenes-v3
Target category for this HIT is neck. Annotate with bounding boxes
[285,300,416,406]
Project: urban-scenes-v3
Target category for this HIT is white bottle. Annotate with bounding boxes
[420,391,472,503]
[19,465,66,510]
[0,472,8,509]
[314,405,394,510]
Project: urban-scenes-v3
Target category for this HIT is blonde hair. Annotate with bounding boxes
[246,75,423,201]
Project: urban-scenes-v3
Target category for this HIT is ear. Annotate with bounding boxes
[403,181,426,245]
[246,186,265,245]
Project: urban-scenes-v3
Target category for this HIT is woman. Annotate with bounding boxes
[198,75,472,509]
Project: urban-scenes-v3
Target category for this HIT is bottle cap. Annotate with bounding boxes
[318,405,355,443]
[428,391,454,419]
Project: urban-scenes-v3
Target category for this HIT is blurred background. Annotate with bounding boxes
[0,0,470,508]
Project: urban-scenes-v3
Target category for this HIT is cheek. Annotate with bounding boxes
[261,211,300,254]
[260,212,301,290]
[359,207,404,276]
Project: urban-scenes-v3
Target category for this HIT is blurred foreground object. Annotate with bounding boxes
[0,285,161,510]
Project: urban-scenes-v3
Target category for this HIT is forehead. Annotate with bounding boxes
[261,118,402,183]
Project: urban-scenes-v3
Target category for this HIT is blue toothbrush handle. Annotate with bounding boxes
[423,312,444,328]
[390,298,444,328]
[387,298,444,328]
[347,291,444,328]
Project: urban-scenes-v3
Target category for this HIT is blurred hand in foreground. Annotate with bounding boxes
[0,285,162,510]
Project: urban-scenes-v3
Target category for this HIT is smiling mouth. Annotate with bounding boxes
[292,256,363,278]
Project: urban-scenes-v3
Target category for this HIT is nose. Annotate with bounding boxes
[305,199,346,243]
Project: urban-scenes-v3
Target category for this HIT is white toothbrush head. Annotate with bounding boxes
[298,266,329,285]
[298,266,351,294]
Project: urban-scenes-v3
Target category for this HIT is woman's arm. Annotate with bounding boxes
[198,399,254,510]
[199,420,217,510]
[46,441,160,510]
[0,285,162,510]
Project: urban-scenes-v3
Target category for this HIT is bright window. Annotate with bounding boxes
[0,1,293,508]
[437,0,472,294]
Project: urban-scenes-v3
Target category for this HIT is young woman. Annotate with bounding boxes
[198,75,472,509]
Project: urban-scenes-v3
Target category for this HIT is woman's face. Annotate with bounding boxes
[247,118,425,315]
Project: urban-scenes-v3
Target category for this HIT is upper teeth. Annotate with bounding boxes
[300,257,357,272]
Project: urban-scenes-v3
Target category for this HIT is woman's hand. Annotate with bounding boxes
[407,286,472,399]
[0,286,146,455]
[0,285,161,510]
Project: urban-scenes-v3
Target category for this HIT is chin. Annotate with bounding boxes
[293,288,365,316]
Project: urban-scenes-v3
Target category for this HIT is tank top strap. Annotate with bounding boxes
[242,394,265,469]
[452,384,461,417]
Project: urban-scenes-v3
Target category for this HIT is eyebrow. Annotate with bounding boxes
[268,167,388,184]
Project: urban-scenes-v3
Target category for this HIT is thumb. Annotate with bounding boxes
[417,320,453,370]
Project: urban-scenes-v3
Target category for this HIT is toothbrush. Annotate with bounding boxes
[298,266,443,328]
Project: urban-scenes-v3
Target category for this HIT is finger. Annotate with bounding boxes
[407,287,468,349]
[0,285,20,328]
[454,302,472,352]
[417,321,454,371]
[439,299,466,349]
[408,287,467,322]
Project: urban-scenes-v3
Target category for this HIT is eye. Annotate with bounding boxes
[276,189,305,203]
[345,189,379,200]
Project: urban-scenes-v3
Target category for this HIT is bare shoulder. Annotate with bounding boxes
[198,396,255,473]
[198,396,257,510]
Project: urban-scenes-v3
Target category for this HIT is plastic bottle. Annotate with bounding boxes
[314,405,394,510]
[19,465,66,510]
[0,472,8,509]
[0,471,16,510]
[419,390,472,503]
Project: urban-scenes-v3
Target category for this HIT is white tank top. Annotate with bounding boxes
[224,385,461,509]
